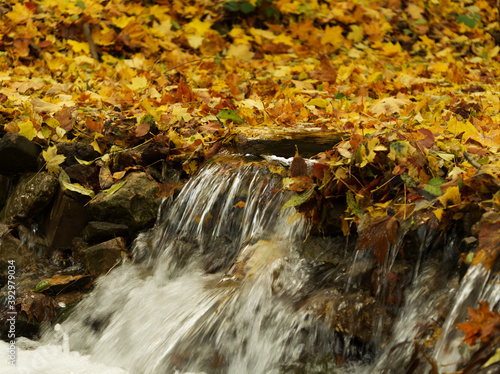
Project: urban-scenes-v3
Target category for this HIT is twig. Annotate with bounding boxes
[464,151,500,188]
[463,151,482,169]
[83,22,99,61]
[164,57,213,74]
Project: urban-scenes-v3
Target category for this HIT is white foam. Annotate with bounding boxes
[0,339,129,374]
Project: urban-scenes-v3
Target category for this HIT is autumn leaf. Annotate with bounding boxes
[458,301,500,347]
[43,146,66,174]
[356,216,399,264]
[472,222,500,270]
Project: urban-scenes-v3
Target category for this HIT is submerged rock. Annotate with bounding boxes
[0,172,59,224]
[0,132,41,174]
[88,172,160,231]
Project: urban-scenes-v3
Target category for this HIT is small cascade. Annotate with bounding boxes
[45,158,332,374]
[10,155,496,374]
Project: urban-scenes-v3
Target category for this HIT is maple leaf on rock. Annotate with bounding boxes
[43,146,66,174]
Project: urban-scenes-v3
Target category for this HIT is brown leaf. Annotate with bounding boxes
[356,216,399,264]
[99,165,114,189]
[54,106,75,132]
[290,149,308,177]
[308,52,337,83]
[417,128,435,149]
[458,301,500,346]
[472,222,500,270]
[287,175,314,192]
[135,122,150,137]
[18,291,56,323]
[204,141,222,161]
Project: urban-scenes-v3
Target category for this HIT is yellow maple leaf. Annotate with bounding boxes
[185,19,212,36]
[321,26,344,48]
[6,3,33,24]
[126,76,148,91]
[227,44,255,60]
[438,186,461,208]
[43,146,66,174]
[18,120,37,140]
[67,40,90,54]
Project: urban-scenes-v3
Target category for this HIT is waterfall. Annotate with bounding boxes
[3,156,499,374]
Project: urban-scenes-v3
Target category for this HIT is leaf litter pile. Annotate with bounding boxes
[2,0,500,368]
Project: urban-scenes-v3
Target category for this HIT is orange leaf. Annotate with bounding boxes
[472,222,500,270]
[458,301,500,346]
[233,201,246,208]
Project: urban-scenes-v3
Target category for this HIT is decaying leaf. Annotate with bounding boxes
[356,216,399,264]
[472,222,500,270]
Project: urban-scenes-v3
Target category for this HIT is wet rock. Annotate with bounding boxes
[304,289,393,344]
[141,142,170,165]
[41,190,91,249]
[55,142,100,167]
[0,175,10,211]
[0,132,41,174]
[80,221,130,243]
[0,233,38,289]
[64,163,99,187]
[0,172,58,225]
[471,211,500,237]
[88,172,160,231]
[82,237,126,276]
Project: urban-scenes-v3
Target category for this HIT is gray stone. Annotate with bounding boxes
[0,172,59,224]
[83,237,126,276]
[88,172,160,231]
[81,221,130,243]
[0,132,42,174]
[41,190,91,249]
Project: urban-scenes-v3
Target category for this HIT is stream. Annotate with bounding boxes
[2,156,499,373]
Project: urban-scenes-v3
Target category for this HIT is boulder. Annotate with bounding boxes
[80,221,130,243]
[0,175,10,211]
[41,190,91,249]
[82,237,126,276]
[88,172,160,231]
[0,172,59,224]
[0,132,41,174]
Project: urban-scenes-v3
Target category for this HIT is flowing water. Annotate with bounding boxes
[3,156,500,373]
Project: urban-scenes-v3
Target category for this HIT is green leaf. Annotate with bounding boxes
[347,190,363,218]
[424,177,445,197]
[102,180,127,197]
[76,0,86,9]
[280,187,315,212]
[224,1,240,12]
[33,280,51,293]
[240,1,256,13]
[457,14,481,28]
[216,109,244,123]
